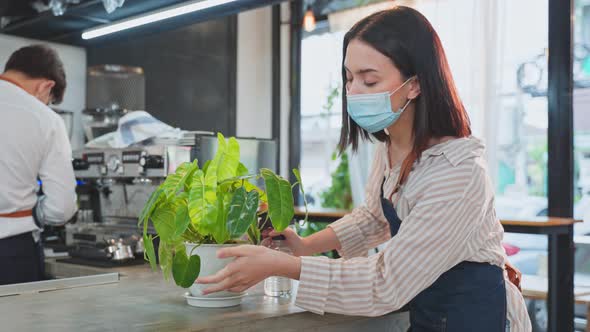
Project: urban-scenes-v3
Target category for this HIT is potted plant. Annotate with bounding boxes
[138,133,307,307]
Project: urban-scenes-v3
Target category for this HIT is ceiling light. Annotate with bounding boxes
[82,0,238,40]
[303,5,316,32]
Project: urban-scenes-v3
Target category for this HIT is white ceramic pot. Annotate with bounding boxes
[184,243,246,307]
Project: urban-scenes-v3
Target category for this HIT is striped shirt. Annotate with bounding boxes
[294,136,531,331]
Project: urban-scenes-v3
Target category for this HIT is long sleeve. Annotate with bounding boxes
[295,159,489,316]
[35,114,77,225]
[327,144,390,258]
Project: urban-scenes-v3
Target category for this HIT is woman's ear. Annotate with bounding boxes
[408,76,421,99]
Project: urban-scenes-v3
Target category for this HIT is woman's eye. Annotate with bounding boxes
[365,82,377,87]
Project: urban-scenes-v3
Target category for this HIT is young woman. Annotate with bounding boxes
[197,6,531,331]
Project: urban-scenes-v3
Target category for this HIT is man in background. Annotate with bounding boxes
[0,44,77,284]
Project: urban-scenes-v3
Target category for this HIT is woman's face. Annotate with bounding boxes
[344,39,418,113]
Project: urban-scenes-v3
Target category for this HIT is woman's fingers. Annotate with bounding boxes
[196,265,231,284]
[201,276,236,295]
[217,245,258,258]
[201,272,250,295]
[228,284,249,293]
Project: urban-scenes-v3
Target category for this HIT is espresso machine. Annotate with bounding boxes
[66,134,277,266]
[66,144,170,265]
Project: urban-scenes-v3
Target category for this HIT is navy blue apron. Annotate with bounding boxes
[380,178,507,331]
[0,232,45,285]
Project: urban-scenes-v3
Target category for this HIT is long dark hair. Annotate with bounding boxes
[338,6,471,190]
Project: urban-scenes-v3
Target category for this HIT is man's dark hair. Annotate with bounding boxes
[4,44,66,104]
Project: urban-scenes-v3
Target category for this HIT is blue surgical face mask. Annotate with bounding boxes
[346,77,415,134]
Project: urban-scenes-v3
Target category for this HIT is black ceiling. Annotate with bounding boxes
[0,0,190,45]
[0,0,389,46]
[0,0,289,46]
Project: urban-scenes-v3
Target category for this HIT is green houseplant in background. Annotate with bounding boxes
[305,151,352,259]
[318,82,353,210]
[319,151,353,210]
[139,133,306,307]
[295,82,353,258]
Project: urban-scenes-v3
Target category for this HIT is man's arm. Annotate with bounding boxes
[35,115,77,226]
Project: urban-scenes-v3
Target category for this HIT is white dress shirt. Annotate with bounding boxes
[0,79,77,239]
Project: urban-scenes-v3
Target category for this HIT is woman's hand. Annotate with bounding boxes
[268,227,310,257]
[196,245,301,295]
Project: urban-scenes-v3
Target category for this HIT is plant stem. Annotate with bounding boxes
[259,214,270,231]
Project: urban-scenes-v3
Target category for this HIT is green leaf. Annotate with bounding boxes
[173,202,190,238]
[143,234,158,271]
[292,168,308,224]
[151,202,176,242]
[211,191,229,244]
[202,160,211,175]
[217,136,240,182]
[150,194,189,244]
[177,192,189,202]
[261,168,294,232]
[161,160,198,199]
[217,175,266,203]
[247,221,261,245]
[172,251,201,288]
[237,162,249,176]
[188,170,207,224]
[243,180,267,203]
[184,159,199,192]
[188,170,218,236]
[205,135,224,186]
[138,188,164,226]
[175,241,188,256]
[204,139,221,195]
[158,240,173,280]
[226,187,259,239]
[158,240,191,280]
[218,174,257,193]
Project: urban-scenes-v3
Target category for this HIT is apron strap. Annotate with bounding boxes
[387,149,419,202]
[0,210,33,218]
